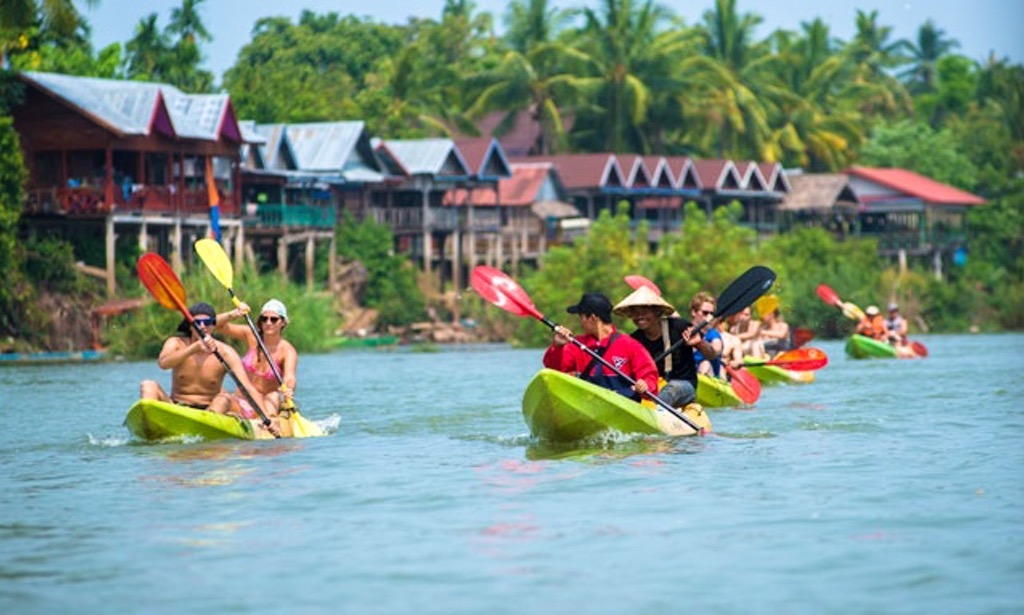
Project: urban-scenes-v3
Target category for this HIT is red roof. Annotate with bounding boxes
[511,154,621,190]
[444,162,552,207]
[847,166,986,205]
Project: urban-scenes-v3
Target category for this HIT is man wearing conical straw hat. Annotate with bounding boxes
[614,286,717,409]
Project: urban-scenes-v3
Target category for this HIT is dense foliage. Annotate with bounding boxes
[0,0,1021,349]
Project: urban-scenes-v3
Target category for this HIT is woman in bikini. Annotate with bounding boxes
[214,299,298,435]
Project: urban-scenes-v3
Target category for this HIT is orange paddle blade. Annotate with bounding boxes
[137,253,188,312]
[756,347,828,371]
[725,366,761,404]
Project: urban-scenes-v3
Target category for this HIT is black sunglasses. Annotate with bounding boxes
[194,317,215,327]
[260,315,282,324]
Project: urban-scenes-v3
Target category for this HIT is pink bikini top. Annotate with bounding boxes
[242,348,279,383]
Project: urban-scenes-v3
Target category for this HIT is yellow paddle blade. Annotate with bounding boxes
[290,412,325,437]
[754,294,779,317]
[195,238,234,290]
[841,301,866,321]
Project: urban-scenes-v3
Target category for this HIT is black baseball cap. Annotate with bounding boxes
[566,292,613,323]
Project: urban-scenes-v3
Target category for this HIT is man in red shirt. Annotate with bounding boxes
[542,292,659,401]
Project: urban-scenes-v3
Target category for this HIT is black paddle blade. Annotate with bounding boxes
[714,266,777,319]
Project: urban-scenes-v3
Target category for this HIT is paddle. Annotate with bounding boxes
[194,238,298,413]
[792,326,814,348]
[625,272,761,404]
[136,252,278,436]
[815,283,866,321]
[471,266,705,434]
[623,274,661,295]
[722,365,761,404]
[744,347,828,371]
[910,341,928,357]
[651,266,778,363]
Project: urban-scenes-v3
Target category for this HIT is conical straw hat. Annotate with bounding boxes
[613,285,675,317]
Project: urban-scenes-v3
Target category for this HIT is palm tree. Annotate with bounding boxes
[901,19,960,95]
[466,0,579,154]
[767,19,865,171]
[1,0,97,66]
[840,9,912,117]
[167,0,211,46]
[571,0,692,153]
[125,14,169,80]
[693,0,776,159]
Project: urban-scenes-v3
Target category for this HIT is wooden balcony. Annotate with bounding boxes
[23,185,239,216]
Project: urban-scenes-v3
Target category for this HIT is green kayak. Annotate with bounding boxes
[521,369,709,442]
[743,358,815,385]
[124,399,325,442]
[695,373,746,408]
[844,334,898,359]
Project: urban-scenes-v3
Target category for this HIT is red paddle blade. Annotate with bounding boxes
[911,341,929,357]
[766,347,829,371]
[624,275,661,295]
[815,283,841,306]
[726,366,761,404]
[792,327,814,348]
[137,253,188,312]
[470,266,540,319]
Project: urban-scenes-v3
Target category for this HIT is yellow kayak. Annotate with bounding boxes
[124,399,325,442]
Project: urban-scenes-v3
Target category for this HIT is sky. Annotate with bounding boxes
[76,0,1023,81]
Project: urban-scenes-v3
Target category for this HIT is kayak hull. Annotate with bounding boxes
[844,334,898,359]
[124,399,324,442]
[696,373,745,408]
[522,369,707,442]
[743,358,815,385]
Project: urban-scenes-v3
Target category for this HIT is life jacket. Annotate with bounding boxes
[580,333,638,400]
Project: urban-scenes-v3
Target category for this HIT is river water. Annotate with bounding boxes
[1,333,1022,614]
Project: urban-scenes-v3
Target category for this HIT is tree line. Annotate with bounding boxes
[0,0,1021,344]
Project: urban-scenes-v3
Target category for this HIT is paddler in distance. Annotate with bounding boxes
[543,292,658,401]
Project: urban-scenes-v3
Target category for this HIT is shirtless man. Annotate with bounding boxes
[140,302,278,435]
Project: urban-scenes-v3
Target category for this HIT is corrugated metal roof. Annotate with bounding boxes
[379,138,470,177]
[285,121,364,172]
[22,71,235,142]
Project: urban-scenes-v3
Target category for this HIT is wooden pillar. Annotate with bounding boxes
[422,185,432,273]
[305,233,315,291]
[172,219,183,273]
[105,216,116,296]
[329,230,337,292]
[278,234,288,282]
[234,223,244,273]
[138,220,148,253]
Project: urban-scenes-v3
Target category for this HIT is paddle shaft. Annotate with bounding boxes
[143,259,276,432]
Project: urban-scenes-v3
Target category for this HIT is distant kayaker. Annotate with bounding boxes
[612,286,714,409]
[544,292,659,402]
[689,292,724,377]
[140,302,278,436]
[854,305,889,340]
[885,302,908,343]
[214,298,297,436]
[730,306,762,356]
[755,308,791,356]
